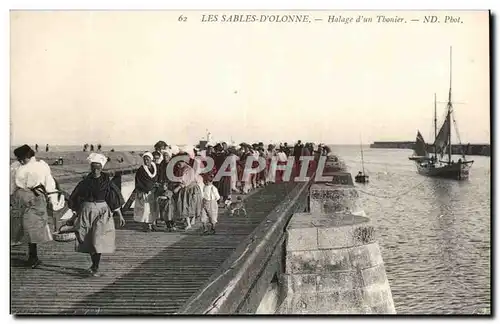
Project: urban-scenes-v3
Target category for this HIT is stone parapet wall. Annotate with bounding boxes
[309,183,365,216]
[278,210,396,314]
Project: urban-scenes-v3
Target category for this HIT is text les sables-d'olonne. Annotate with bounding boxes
[201,14,313,23]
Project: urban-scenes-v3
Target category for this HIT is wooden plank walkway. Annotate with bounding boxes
[10,182,299,315]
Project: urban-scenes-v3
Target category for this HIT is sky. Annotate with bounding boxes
[10,10,490,146]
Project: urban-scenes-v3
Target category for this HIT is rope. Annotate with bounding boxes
[355,178,428,199]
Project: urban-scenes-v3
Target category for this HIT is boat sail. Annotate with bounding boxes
[409,47,474,180]
[355,138,369,183]
[409,130,430,160]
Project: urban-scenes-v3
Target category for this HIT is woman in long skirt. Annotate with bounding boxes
[66,153,125,277]
[133,152,159,232]
[175,157,202,231]
[10,145,64,268]
[213,146,232,206]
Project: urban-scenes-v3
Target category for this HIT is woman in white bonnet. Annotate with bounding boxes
[66,152,125,277]
[133,151,159,232]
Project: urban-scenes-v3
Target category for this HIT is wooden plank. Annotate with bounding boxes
[10,182,296,315]
[176,178,313,314]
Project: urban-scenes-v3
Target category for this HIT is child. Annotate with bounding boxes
[201,174,220,234]
[157,182,176,231]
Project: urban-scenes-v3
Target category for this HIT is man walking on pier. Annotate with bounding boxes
[293,140,304,174]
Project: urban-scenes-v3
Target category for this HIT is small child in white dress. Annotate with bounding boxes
[201,174,220,234]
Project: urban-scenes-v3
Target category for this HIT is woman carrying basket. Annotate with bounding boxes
[10,145,65,268]
[66,153,126,277]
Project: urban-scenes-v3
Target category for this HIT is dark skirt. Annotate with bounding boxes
[75,201,115,254]
[176,183,202,219]
[215,176,231,198]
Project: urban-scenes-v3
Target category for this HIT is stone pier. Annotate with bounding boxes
[278,172,396,314]
[310,172,366,216]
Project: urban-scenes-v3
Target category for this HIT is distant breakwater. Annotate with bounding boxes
[370,141,490,157]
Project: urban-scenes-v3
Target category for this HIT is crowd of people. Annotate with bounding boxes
[10,141,332,276]
[33,144,50,152]
[82,143,102,152]
[129,140,332,234]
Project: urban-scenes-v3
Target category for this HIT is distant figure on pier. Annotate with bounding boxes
[302,143,311,157]
[10,144,64,268]
[293,140,303,171]
[35,144,38,152]
[45,144,49,152]
[283,142,291,156]
[97,144,102,152]
[213,144,232,206]
[90,144,94,152]
[66,152,125,277]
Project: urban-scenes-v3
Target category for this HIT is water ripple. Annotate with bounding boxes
[332,146,491,314]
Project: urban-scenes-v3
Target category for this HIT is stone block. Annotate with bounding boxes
[282,209,396,314]
[362,284,394,307]
[286,249,352,274]
[316,289,365,314]
[287,293,318,314]
[361,264,389,286]
[317,223,375,249]
[286,250,323,274]
[316,271,363,293]
[348,243,384,269]
[319,249,352,272]
[285,227,318,252]
[283,274,317,294]
[370,302,397,314]
[309,184,365,215]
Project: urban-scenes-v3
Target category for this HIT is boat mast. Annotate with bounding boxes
[434,93,437,160]
[447,46,453,163]
[360,137,365,174]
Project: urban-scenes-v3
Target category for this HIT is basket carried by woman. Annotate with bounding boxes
[52,223,76,242]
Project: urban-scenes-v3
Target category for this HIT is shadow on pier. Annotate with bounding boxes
[10,183,298,315]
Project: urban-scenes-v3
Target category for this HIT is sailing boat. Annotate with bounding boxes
[355,139,369,183]
[409,47,474,180]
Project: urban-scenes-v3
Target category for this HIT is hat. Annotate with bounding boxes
[142,151,154,161]
[170,145,180,155]
[87,153,108,168]
[13,144,35,160]
[154,140,167,151]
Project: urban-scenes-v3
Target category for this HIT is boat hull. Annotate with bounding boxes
[414,161,473,180]
[355,175,369,183]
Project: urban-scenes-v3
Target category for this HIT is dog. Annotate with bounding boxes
[226,197,247,216]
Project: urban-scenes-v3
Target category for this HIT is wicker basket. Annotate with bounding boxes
[53,224,76,242]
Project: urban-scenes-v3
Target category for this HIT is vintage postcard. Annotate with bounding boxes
[9,9,490,316]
